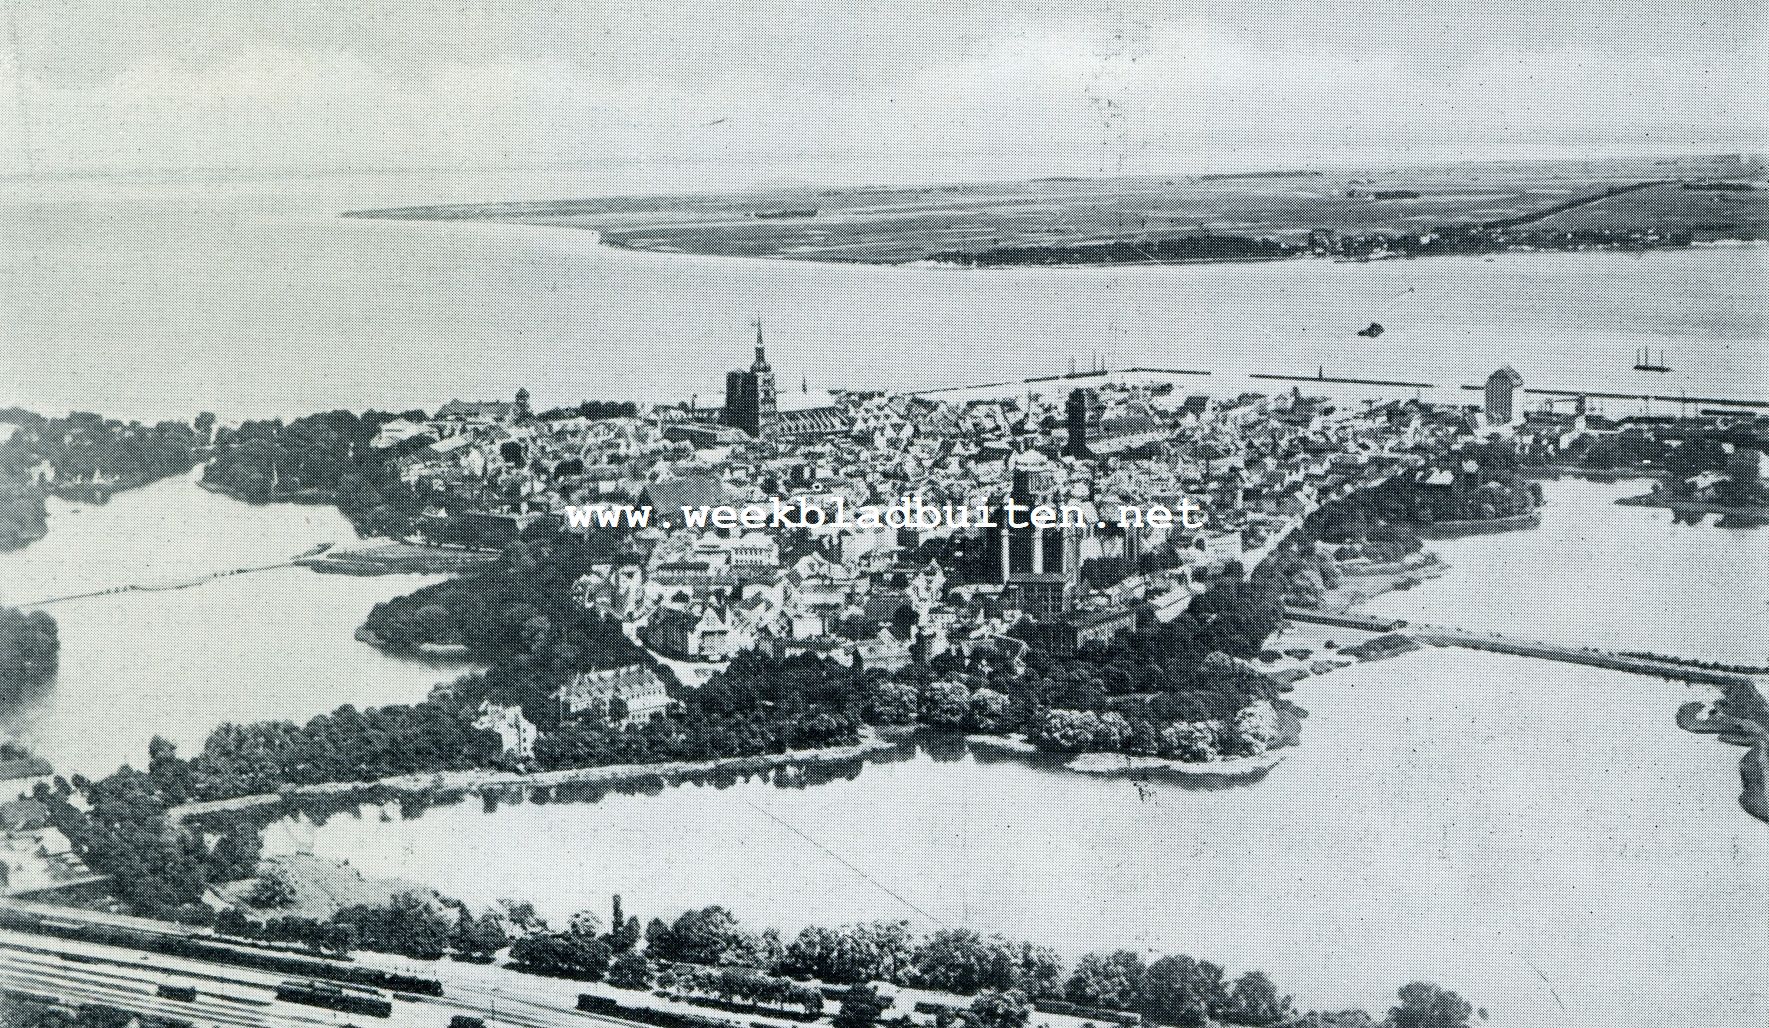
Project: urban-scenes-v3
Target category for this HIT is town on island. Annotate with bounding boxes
[2,332,1767,1028]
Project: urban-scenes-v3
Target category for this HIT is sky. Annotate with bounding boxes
[3,1,1766,188]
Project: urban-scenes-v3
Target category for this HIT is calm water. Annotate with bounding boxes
[0,470,454,775]
[1,170,1765,422]
[5,169,1767,1023]
[270,477,1769,1028]
[275,654,1766,1028]
[1360,477,1769,665]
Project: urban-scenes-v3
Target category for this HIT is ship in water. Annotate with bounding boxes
[1633,348,1671,372]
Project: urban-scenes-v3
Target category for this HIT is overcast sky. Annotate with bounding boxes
[3,1,1765,186]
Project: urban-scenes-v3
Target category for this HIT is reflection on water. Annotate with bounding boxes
[0,471,457,775]
[1360,476,1769,665]
[270,649,1769,1028]
[254,476,1769,1027]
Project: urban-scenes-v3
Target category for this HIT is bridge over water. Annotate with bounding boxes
[1283,606,1765,689]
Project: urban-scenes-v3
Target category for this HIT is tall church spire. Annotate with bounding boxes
[751,318,769,370]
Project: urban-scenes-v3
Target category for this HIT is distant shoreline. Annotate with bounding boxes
[342,207,1760,269]
[338,156,1767,269]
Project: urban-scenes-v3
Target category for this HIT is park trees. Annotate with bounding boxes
[831,983,891,1028]
[607,951,653,990]
[1386,982,1474,1028]
[782,921,917,984]
[1064,950,1147,1009]
[967,990,1032,1028]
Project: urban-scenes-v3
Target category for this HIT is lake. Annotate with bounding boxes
[1360,477,1769,666]
[1,169,1765,423]
[267,479,1769,1028]
[0,470,456,776]
[3,169,1766,1024]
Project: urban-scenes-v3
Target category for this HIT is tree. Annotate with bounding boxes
[607,951,653,990]
[0,606,58,685]
[246,868,296,909]
[608,894,642,952]
[647,905,763,966]
[782,921,918,985]
[967,990,1031,1028]
[921,681,972,728]
[869,681,920,724]
[968,688,1011,732]
[499,898,548,936]
[832,984,892,1028]
[452,908,511,961]
[510,929,613,980]
[1136,955,1226,1025]
[206,821,263,883]
[1221,971,1289,1026]
[912,929,1045,995]
[331,892,454,960]
[1386,983,1474,1028]
[1065,950,1147,1010]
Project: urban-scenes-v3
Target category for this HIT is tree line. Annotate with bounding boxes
[0,606,58,697]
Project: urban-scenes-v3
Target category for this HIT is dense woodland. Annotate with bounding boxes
[0,478,47,551]
[1331,444,1541,527]
[200,410,427,536]
[0,408,201,495]
[0,607,58,695]
[0,408,203,549]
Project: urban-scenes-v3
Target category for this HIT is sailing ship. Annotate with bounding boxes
[1632,348,1671,372]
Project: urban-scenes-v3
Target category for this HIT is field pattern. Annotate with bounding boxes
[349,155,1768,265]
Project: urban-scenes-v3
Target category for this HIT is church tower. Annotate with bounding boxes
[722,320,779,437]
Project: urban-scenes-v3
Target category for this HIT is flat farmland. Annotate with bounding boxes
[348,154,1767,264]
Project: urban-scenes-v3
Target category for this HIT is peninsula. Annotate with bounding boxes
[344,155,1767,266]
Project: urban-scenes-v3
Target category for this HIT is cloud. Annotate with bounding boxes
[2,3,1763,182]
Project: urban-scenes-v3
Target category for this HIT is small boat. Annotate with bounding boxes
[1633,347,1671,372]
[1356,322,1385,338]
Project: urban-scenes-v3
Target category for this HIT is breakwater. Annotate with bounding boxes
[1283,607,1407,632]
[1251,371,1433,390]
[1457,383,1769,410]
[906,366,1211,397]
